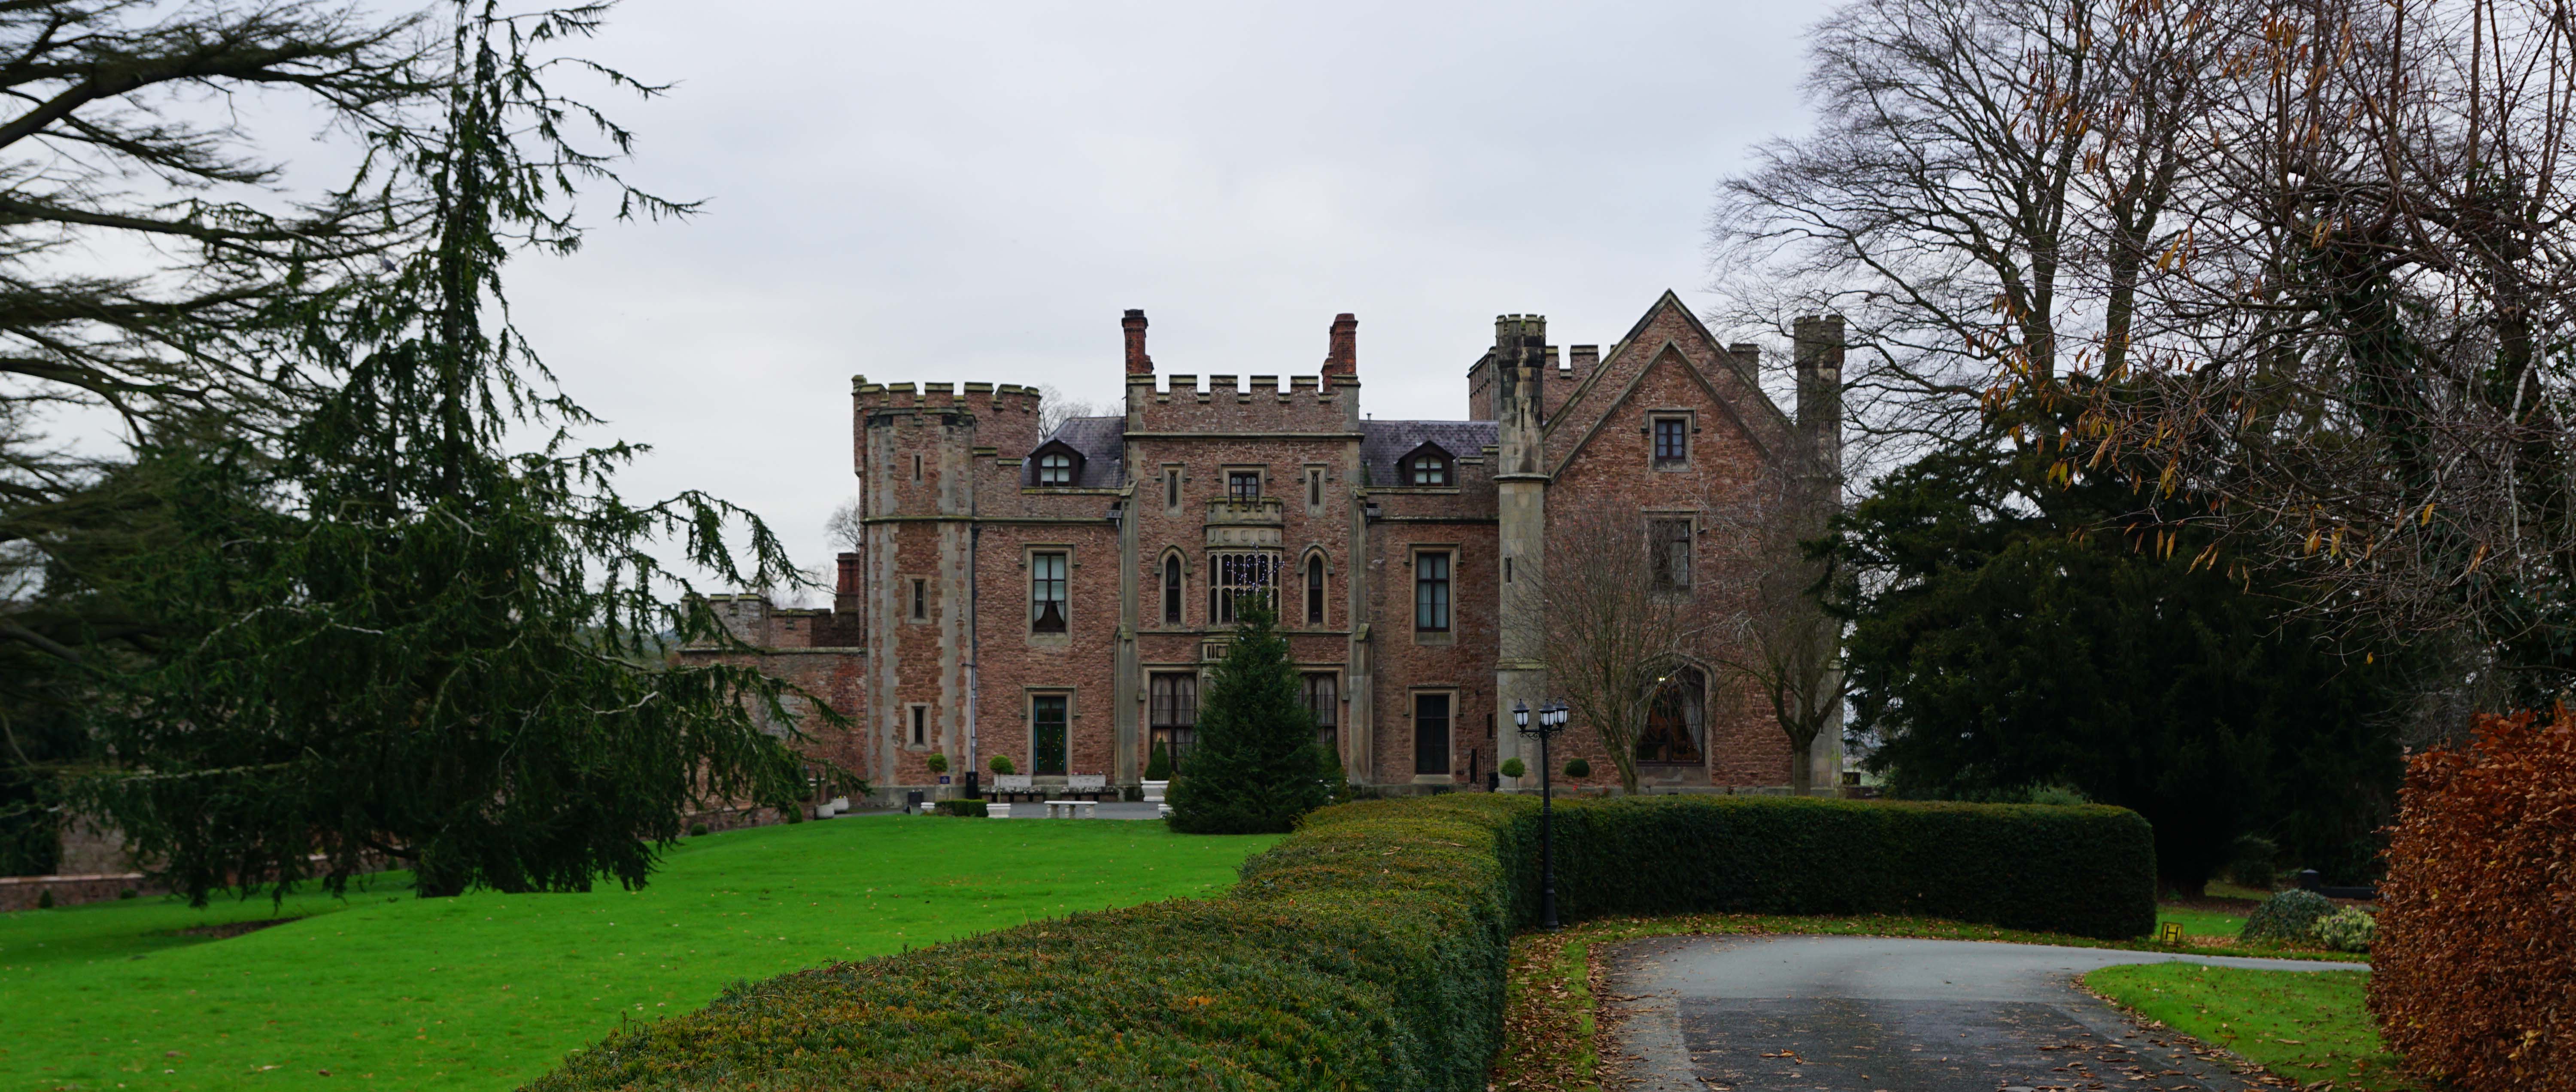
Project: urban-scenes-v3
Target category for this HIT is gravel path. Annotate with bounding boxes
[1600,934,2362,1092]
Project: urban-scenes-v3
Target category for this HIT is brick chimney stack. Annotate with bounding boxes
[1323,313,1358,377]
[833,551,862,627]
[1123,309,1152,374]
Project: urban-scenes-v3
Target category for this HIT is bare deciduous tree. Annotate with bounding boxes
[1703,459,1849,794]
[1527,503,1717,794]
[825,496,863,554]
[1036,384,1103,436]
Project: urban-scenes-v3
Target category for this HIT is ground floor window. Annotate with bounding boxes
[1031,693,1069,775]
[1149,672,1197,773]
[1636,666,1706,764]
[1303,672,1337,754]
[1414,692,1451,775]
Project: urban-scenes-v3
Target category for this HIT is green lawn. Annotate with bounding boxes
[2157,904,2251,940]
[2086,962,2416,1090]
[0,816,1279,1092]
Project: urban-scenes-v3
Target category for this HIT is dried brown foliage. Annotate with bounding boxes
[2368,705,2576,1090]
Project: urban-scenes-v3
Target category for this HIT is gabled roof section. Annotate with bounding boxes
[1361,420,1495,487]
[1041,416,1125,487]
[1543,291,1795,475]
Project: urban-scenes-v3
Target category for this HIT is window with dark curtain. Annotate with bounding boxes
[1649,520,1694,591]
[1030,552,1067,633]
[1415,552,1451,632]
[1303,673,1337,751]
[1161,554,1183,625]
[1227,471,1262,499]
[1149,673,1197,772]
[1413,692,1451,774]
[1031,694,1069,775]
[1653,417,1688,465]
[1305,555,1326,624]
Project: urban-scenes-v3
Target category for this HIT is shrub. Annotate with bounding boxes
[1562,757,1592,779]
[1534,796,2154,940]
[2239,889,2336,946]
[687,822,709,837]
[924,752,949,775]
[931,799,987,818]
[529,794,2155,1090]
[987,754,1015,776]
[2225,833,2278,890]
[35,888,52,909]
[1144,741,1172,780]
[2370,707,2576,1092]
[1498,757,1526,779]
[2312,906,2374,953]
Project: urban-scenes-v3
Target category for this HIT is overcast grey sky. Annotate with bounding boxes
[503,0,1832,587]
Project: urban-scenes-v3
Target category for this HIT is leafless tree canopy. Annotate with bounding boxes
[1036,384,1103,437]
[1720,0,2576,707]
[1525,503,1718,793]
[1702,454,1848,792]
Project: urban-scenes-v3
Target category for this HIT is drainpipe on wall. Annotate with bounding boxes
[966,522,980,775]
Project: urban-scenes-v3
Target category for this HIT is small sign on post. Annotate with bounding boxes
[2157,921,2184,945]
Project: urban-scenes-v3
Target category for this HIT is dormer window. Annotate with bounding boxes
[1027,441,1084,487]
[1400,443,1453,487]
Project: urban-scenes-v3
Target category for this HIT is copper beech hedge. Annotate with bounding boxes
[2369,706,2576,1092]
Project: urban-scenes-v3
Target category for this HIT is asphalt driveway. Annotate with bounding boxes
[1601,934,2362,1092]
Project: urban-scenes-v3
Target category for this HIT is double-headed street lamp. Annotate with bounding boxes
[1513,698,1570,930]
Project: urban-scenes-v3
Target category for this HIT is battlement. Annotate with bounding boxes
[1127,372,1346,398]
[850,375,1043,417]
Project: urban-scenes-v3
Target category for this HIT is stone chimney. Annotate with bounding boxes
[1123,309,1152,374]
[1792,315,1845,485]
[1323,313,1358,377]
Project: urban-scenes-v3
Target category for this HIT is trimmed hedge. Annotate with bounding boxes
[931,799,989,818]
[1525,796,2156,940]
[529,794,2151,1090]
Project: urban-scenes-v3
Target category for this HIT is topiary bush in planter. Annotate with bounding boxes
[988,754,1014,777]
[2239,889,2336,946]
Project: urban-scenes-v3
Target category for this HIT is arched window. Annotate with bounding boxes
[1636,666,1707,764]
[1305,553,1326,625]
[1161,553,1184,625]
[1399,442,1452,487]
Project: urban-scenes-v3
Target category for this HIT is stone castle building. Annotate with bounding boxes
[688,292,1843,802]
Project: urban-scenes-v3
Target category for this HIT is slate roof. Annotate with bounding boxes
[1040,415,1127,487]
[1361,420,1496,487]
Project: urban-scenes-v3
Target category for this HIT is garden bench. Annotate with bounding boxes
[988,775,1041,803]
[1063,773,1111,801]
[1044,800,1098,819]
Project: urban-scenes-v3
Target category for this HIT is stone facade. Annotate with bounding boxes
[685,292,1844,802]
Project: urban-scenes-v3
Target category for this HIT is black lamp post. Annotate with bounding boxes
[1514,699,1570,930]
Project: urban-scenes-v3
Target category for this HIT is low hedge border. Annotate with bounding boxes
[530,794,2153,1091]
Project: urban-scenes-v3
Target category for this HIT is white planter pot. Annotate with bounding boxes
[988,803,1013,818]
[1140,780,1170,803]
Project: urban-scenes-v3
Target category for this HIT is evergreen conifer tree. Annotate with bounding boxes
[1166,596,1331,833]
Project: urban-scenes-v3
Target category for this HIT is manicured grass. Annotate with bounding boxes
[1492,911,2365,1092]
[0,816,1279,1092]
[2086,962,2417,1090]
[2157,903,2251,940]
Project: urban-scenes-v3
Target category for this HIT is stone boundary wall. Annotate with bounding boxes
[0,871,163,912]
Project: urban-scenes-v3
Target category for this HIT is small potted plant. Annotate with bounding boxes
[1141,742,1173,802]
[924,751,950,797]
[989,754,1016,777]
[1499,757,1527,782]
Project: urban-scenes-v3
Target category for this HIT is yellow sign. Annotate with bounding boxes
[2157,922,2184,945]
